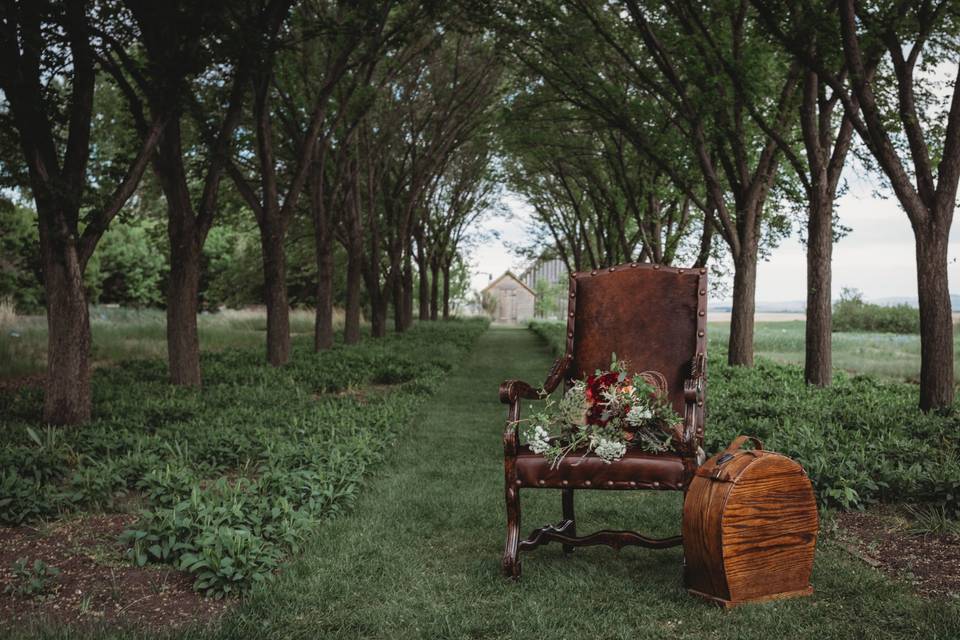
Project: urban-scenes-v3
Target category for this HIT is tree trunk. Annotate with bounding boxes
[158,123,203,386]
[309,150,334,352]
[370,286,388,338]
[727,249,757,367]
[916,228,954,410]
[417,246,430,321]
[402,250,414,330]
[314,226,334,351]
[41,243,92,425]
[260,217,290,366]
[442,260,451,320]
[344,242,362,344]
[430,259,440,321]
[165,223,202,386]
[391,260,404,333]
[804,187,833,386]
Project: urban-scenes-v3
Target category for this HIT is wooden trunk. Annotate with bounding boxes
[682,436,818,607]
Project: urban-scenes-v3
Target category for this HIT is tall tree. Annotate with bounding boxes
[0,0,165,423]
[98,0,272,386]
[419,133,499,319]
[501,86,703,270]
[694,3,861,386]
[755,0,960,409]
[229,0,390,365]
[615,0,799,366]
[499,0,794,364]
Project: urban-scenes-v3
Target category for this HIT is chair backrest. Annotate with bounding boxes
[561,263,707,414]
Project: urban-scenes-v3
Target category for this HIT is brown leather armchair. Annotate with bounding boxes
[499,262,708,578]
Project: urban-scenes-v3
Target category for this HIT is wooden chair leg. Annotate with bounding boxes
[561,488,576,555]
[502,483,521,579]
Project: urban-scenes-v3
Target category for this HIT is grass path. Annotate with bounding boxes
[212,327,959,640]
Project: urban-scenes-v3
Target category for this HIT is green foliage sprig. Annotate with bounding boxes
[517,355,681,467]
[4,558,60,598]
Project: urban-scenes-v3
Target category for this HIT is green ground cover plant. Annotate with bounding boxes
[4,559,60,599]
[529,321,960,516]
[0,319,487,597]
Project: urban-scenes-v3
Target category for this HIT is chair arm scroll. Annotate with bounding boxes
[500,355,569,457]
[683,376,704,403]
[681,375,705,455]
[498,379,544,405]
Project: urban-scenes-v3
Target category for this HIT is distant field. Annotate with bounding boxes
[709,312,806,322]
[2,308,958,383]
[709,311,960,323]
[0,307,340,380]
[709,320,960,382]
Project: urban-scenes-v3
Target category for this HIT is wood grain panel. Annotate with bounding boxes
[683,450,818,606]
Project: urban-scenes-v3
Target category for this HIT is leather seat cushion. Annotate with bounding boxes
[515,446,686,490]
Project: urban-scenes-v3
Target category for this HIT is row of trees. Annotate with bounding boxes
[495,0,959,411]
[0,0,501,424]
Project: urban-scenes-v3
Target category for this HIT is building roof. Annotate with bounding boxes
[519,254,567,281]
[480,271,537,296]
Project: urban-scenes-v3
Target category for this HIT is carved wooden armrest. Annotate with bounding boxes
[499,355,570,456]
[680,352,706,455]
[498,379,545,405]
[499,354,569,405]
[681,373,705,455]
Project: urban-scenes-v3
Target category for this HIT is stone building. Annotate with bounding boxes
[481,272,536,324]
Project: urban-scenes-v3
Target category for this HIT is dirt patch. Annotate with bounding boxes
[0,373,44,393]
[834,509,960,598]
[0,514,228,632]
[315,383,403,404]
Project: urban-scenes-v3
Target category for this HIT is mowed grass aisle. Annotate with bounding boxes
[212,326,958,640]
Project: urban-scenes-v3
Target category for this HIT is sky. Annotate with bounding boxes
[468,164,960,305]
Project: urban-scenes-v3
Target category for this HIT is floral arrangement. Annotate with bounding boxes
[518,355,682,467]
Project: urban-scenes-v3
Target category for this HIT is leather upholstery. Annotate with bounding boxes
[568,266,700,414]
[516,446,686,490]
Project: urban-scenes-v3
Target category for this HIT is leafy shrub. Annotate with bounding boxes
[0,318,488,597]
[5,558,60,598]
[0,470,58,524]
[529,320,960,516]
[833,288,920,334]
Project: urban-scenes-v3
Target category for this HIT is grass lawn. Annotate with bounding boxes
[201,326,957,639]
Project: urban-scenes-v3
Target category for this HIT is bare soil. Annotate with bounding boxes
[0,514,228,632]
[834,509,960,599]
[0,373,43,393]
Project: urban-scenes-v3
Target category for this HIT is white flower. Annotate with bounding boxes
[528,426,551,454]
[626,404,654,426]
[593,436,627,463]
